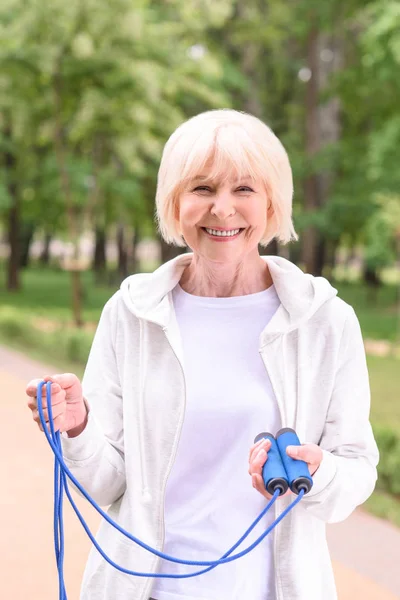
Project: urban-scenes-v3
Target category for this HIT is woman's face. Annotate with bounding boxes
[177,173,269,262]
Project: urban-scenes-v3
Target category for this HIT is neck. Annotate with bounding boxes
[179,251,273,297]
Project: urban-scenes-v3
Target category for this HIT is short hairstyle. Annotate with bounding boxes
[155,109,298,247]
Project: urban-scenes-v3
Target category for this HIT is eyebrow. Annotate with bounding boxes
[191,175,253,183]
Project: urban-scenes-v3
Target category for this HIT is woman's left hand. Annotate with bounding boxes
[286,443,323,476]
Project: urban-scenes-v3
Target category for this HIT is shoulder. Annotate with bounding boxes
[101,289,140,324]
[311,294,361,344]
[97,290,134,333]
[319,294,356,322]
[101,290,123,317]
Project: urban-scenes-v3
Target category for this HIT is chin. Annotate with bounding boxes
[197,245,248,263]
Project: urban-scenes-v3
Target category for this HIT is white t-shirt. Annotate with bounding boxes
[151,284,281,600]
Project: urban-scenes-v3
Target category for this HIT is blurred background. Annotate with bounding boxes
[0,0,400,596]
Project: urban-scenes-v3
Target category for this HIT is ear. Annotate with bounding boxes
[267,199,274,218]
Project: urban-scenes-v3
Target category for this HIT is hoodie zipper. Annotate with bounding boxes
[141,324,187,600]
[259,343,286,600]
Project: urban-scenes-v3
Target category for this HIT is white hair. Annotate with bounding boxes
[155,109,298,247]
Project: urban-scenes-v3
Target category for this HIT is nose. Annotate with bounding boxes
[210,190,236,219]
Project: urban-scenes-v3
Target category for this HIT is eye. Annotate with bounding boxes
[236,186,254,193]
[193,186,213,193]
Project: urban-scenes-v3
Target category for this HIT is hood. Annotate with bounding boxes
[120,253,337,334]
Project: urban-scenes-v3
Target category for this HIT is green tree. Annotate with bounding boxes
[0,0,232,322]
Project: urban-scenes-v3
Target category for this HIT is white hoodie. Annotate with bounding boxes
[61,254,379,600]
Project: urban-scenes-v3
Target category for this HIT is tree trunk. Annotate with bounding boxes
[89,136,108,284]
[363,265,381,305]
[40,232,52,266]
[5,161,20,289]
[92,226,107,283]
[302,29,343,276]
[289,241,302,267]
[236,1,263,118]
[7,199,20,290]
[117,223,128,281]
[71,269,84,324]
[3,119,20,291]
[315,237,326,277]
[53,68,83,327]
[260,239,278,256]
[324,239,339,281]
[160,238,187,264]
[302,27,320,275]
[129,226,141,274]
[19,222,35,268]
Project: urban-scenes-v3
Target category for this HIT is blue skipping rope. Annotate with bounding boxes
[36,381,304,600]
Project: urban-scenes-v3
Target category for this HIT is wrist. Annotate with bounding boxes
[66,400,89,438]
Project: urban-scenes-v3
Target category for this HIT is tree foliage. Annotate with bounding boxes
[0,0,399,301]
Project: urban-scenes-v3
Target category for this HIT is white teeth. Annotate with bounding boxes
[204,228,241,237]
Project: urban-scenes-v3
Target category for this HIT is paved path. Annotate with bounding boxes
[1,345,399,599]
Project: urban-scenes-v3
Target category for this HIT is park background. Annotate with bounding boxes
[0,0,400,596]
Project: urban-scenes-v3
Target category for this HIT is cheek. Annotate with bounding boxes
[179,198,206,227]
[246,201,267,231]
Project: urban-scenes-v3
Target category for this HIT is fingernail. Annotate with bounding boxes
[287,446,298,456]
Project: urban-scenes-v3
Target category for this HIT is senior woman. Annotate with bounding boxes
[26,109,378,600]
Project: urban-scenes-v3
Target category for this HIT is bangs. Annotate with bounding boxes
[179,125,267,188]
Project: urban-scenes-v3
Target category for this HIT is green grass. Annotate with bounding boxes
[368,355,400,430]
[335,281,400,342]
[0,330,85,380]
[0,264,118,323]
[365,490,400,528]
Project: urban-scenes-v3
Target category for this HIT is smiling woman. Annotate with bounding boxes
[156,109,297,249]
[26,108,378,600]
[156,110,298,297]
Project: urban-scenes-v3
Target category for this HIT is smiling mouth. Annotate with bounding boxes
[202,227,245,238]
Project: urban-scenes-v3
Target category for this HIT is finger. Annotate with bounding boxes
[43,373,79,390]
[286,444,322,464]
[248,438,267,459]
[249,438,271,464]
[26,382,62,406]
[249,437,271,455]
[248,447,268,476]
[32,401,65,424]
[52,413,66,432]
[26,378,47,397]
[28,390,64,414]
[252,473,272,500]
[27,396,38,410]
[36,413,65,433]
[252,440,271,463]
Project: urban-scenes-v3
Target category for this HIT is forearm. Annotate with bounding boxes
[301,450,378,523]
[61,410,126,506]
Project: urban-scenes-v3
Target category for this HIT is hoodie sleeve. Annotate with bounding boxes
[300,307,379,523]
[61,293,126,507]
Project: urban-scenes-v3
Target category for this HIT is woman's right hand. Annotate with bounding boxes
[248,437,292,500]
[26,373,88,437]
[248,437,274,500]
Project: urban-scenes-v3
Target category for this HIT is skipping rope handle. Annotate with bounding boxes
[254,429,313,496]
